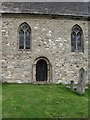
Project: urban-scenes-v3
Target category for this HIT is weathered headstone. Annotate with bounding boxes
[70,80,74,91]
[76,68,86,95]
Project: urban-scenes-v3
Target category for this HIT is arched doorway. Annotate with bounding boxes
[32,57,52,83]
[36,60,47,81]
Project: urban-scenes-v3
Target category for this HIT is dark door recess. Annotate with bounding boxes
[36,60,47,81]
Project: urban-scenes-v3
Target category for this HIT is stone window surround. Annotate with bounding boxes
[17,22,31,51]
[71,24,84,53]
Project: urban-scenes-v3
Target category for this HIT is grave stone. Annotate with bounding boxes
[70,80,74,91]
[76,68,86,95]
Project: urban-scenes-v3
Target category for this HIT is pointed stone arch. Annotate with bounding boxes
[18,22,31,32]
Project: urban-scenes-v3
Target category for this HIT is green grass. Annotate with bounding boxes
[2,84,88,118]
[0,84,2,119]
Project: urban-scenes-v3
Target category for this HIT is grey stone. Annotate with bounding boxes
[1,9,88,84]
[1,2,89,18]
[76,68,86,95]
[70,80,74,91]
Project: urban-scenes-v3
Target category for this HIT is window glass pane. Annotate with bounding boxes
[77,32,82,51]
[22,24,28,31]
[19,30,24,49]
[74,27,79,33]
[25,30,30,49]
[71,32,76,52]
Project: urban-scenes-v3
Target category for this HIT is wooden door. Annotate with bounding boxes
[36,60,47,81]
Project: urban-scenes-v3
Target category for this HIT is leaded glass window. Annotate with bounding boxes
[71,32,76,52]
[25,30,30,49]
[19,30,24,49]
[19,22,31,50]
[71,25,83,52]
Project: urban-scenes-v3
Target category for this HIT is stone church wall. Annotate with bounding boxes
[2,14,88,84]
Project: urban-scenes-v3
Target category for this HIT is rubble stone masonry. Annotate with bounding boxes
[2,14,88,84]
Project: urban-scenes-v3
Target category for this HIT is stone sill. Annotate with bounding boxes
[18,50,31,54]
[71,52,84,55]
